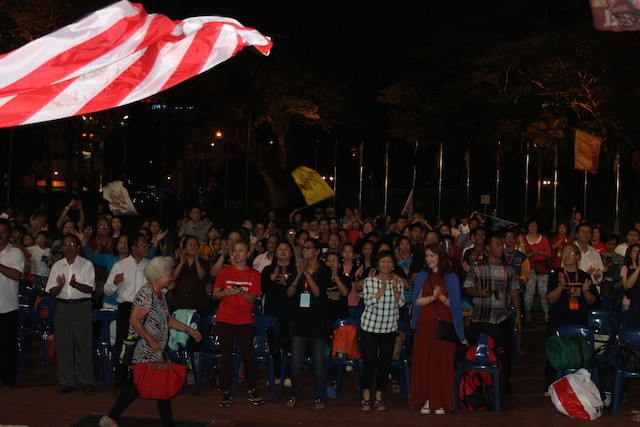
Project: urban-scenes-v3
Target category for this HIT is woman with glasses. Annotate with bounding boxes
[544,242,600,391]
[285,238,332,410]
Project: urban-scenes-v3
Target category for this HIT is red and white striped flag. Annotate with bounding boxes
[0,0,272,128]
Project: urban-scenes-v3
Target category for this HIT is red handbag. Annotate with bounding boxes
[132,357,187,400]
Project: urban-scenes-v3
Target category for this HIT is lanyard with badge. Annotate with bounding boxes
[563,270,581,311]
[300,265,319,308]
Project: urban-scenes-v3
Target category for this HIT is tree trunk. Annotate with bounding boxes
[256,167,286,208]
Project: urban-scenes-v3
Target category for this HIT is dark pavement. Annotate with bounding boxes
[1,319,639,427]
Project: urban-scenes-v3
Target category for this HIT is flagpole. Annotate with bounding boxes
[358,142,364,214]
[524,141,530,223]
[384,141,389,215]
[438,142,443,223]
[465,141,471,213]
[333,140,338,214]
[552,141,558,232]
[495,140,500,215]
[412,141,418,189]
[583,170,588,219]
[614,144,621,233]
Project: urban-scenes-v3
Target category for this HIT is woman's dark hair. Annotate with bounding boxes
[181,235,199,249]
[624,243,640,266]
[423,242,452,274]
[375,249,396,266]
[304,237,322,251]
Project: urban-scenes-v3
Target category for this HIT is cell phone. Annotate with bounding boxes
[233,285,242,290]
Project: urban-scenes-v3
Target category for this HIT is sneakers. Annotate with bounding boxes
[248,389,264,405]
[603,392,612,408]
[98,416,118,427]
[286,396,299,408]
[435,408,445,415]
[220,392,232,407]
[420,400,430,414]
[283,378,292,388]
[313,398,325,410]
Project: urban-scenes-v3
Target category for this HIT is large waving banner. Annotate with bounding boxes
[589,0,640,31]
[0,0,272,128]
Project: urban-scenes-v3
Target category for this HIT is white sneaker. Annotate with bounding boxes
[420,400,430,414]
[284,378,292,387]
[435,408,445,415]
[603,392,612,407]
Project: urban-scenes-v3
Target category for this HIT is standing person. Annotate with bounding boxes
[212,241,263,407]
[410,243,466,415]
[252,234,278,273]
[285,238,332,410]
[575,223,605,291]
[170,235,212,318]
[0,219,25,390]
[27,231,51,291]
[621,243,640,328]
[463,232,522,396]
[178,206,209,244]
[521,219,552,323]
[45,233,95,395]
[359,250,405,411]
[544,242,600,391]
[104,233,152,390]
[262,241,297,381]
[550,223,572,269]
[324,251,351,332]
[99,257,202,427]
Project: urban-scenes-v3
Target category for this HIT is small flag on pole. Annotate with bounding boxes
[291,166,335,206]
[574,129,602,174]
[103,180,138,215]
[401,189,414,219]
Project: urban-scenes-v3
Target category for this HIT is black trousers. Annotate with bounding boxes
[108,380,175,427]
[0,309,19,387]
[465,317,514,393]
[113,302,133,387]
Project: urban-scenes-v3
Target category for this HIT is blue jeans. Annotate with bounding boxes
[290,336,326,400]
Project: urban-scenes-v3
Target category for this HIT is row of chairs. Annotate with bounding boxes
[551,308,640,416]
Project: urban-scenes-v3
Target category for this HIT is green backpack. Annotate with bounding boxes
[545,334,594,370]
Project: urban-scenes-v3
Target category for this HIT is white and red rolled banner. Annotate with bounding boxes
[0,0,272,128]
[589,0,640,32]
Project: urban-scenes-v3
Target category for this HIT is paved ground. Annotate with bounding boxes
[1,319,639,427]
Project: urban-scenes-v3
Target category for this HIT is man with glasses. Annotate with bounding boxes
[104,233,151,390]
[45,233,95,395]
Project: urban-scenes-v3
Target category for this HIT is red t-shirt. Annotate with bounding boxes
[214,265,261,325]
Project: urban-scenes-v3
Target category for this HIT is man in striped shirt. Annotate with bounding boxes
[463,232,522,396]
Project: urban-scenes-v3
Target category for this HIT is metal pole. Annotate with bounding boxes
[224,139,229,209]
[536,147,542,208]
[583,170,588,220]
[437,142,443,222]
[6,128,14,206]
[244,108,252,211]
[524,141,530,223]
[466,141,470,213]
[614,146,621,233]
[552,141,558,232]
[384,141,389,215]
[333,141,337,213]
[358,142,364,214]
[495,140,500,214]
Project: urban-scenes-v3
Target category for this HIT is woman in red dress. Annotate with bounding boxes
[410,242,467,415]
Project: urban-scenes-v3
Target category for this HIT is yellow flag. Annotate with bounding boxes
[291,166,335,206]
[574,129,602,174]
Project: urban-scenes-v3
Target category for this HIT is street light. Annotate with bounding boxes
[121,115,129,181]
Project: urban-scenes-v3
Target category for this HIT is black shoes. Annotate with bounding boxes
[248,389,264,405]
[56,386,77,395]
[220,392,232,407]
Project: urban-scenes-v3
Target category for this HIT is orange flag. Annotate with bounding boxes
[574,129,602,174]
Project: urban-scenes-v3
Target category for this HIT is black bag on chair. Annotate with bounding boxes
[620,342,640,371]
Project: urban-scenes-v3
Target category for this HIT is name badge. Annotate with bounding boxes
[300,292,311,308]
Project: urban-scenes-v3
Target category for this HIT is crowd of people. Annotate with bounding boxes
[1,199,639,424]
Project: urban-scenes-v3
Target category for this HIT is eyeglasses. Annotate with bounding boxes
[302,245,316,250]
[288,231,296,235]
[63,242,78,247]
[504,236,516,240]
[563,251,578,256]
[98,224,110,228]
[137,243,150,247]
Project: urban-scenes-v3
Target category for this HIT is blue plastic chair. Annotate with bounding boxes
[17,304,36,384]
[555,324,599,388]
[612,328,640,415]
[249,313,280,399]
[390,319,411,400]
[92,308,118,391]
[166,311,201,394]
[454,333,501,411]
[326,317,363,397]
[195,314,239,395]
